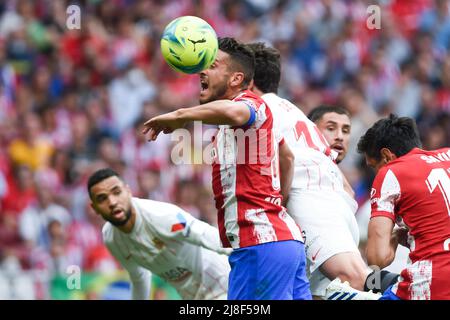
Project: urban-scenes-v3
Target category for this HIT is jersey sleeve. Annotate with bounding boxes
[155,204,232,256]
[370,168,401,222]
[102,226,152,300]
[233,95,267,130]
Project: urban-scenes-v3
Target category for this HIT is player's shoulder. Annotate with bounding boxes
[373,163,401,189]
[378,148,429,182]
[261,92,281,103]
[422,147,450,160]
[132,197,185,219]
[261,93,283,111]
[262,93,306,116]
[390,147,449,171]
[233,90,264,106]
[237,89,260,100]
[102,222,115,245]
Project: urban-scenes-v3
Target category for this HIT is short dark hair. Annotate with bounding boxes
[218,37,255,87]
[308,105,351,123]
[357,114,422,160]
[246,42,281,94]
[87,168,121,199]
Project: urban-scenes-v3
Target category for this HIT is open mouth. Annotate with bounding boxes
[200,78,209,92]
[332,144,344,153]
[112,209,124,217]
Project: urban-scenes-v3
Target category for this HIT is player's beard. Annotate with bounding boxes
[199,80,228,104]
[107,207,132,227]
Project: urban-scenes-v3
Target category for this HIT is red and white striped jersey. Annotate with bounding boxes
[262,93,346,193]
[370,148,450,300]
[211,90,303,249]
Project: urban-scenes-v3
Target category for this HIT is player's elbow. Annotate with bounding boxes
[284,150,295,165]
[280,143,295,164]
[366,245,394,269]
[279,155,294,176]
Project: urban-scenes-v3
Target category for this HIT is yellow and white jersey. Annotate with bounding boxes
[103,197,230,300]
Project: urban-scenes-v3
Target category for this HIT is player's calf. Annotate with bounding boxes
[320,252,370,291]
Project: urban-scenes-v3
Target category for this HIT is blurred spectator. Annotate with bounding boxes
[135,167,166,201]
[419,0,450,57]
[108,67,156,134]
[174,179,201,218]
[8,112,54,171]
[390,59,422,118]
[18,184,71,249]
[1,165,36,218]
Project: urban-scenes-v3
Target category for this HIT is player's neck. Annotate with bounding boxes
[251,87,264,96]
[226,87,246,100]
[117,206,137,234]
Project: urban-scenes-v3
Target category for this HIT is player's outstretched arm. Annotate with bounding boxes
[366,216,396,269]
[186,219,233,256]
[128,268,152,300]
[155,204,232,256]
[142,100,251,141]
[104,237,152,300]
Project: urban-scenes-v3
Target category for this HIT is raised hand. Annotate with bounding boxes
[142,110,186,141]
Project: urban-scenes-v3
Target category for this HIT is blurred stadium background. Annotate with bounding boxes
[0,0,449,299]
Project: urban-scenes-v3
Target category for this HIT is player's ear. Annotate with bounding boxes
[380,148,397,163]
[89,201,98,215]
[229,72,245,89]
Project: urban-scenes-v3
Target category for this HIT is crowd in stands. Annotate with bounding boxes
[0,0,449,299]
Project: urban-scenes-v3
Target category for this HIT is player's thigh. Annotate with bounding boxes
[287,190,360,270]
[293,241,312,300]
[228,240,307,300]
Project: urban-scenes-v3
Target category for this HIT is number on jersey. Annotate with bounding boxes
[426,168,450,217]
[293,120,330,152]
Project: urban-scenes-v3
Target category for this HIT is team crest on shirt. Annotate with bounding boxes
[152,237,165,249]
[171,213,187,232]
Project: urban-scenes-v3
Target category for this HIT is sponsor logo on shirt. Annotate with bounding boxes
[312,247,322,262]
[171,213,187,232]
[152,237,165,249]
[162,267,192,282]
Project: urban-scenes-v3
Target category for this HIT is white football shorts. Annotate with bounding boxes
[287,188,361,297]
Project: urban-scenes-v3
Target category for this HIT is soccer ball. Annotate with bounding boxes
[160,16,218,74]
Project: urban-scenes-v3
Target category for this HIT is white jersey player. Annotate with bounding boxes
[247,42,373,299]
[88,168,231,300]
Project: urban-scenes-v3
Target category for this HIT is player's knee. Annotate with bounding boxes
[334,260,368,290]
[342,269,367,290]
